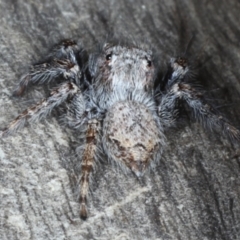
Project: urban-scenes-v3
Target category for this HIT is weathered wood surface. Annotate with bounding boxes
[1,0,240,239]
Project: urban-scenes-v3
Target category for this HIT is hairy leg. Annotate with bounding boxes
[63,93,87,129]
[13,40,83,96]
[158,55,240,140]
[1,82,79,137]
[157,56,190,128]
[158,91,180,128]
[176,83,240,141]
[158,82,240,141]
[78,119,100,219]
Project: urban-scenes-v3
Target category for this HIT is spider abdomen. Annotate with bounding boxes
[103,100,164,177]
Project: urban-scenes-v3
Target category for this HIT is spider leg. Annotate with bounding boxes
[13,40,83,96]
[1,82,79,137]
[158,91,180,128]
[158,56,240,141]
[157,56,190,128]
[78,119,100,220]
[174,83,240,141]
[63,93,87,129]
[158,82,240,141]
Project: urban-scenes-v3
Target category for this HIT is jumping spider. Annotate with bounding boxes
[1,39,240,219]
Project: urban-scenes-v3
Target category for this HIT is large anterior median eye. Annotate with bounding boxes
[145,56,152,67]
[106,52,112,61]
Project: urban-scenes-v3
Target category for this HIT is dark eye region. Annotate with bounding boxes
[106,52,112,61]
[145,56,152,67]
[175,57,188,68]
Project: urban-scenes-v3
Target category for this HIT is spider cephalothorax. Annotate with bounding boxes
[1,39,239,219]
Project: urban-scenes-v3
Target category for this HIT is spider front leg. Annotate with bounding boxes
[1,82,79,137]
[13,40,83,96]
[174,83,240,141]
[157,56,190,128]
[158,56,240,141]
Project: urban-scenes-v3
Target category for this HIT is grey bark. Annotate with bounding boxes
[1,0,240,239]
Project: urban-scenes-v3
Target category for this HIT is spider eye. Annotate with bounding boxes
[176,57,187,68]
[145,56,152,67]
[106,52,112,61]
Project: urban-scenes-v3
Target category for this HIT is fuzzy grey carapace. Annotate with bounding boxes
[1,39,240,219]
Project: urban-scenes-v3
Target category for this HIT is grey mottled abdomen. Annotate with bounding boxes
[103,100,164,177]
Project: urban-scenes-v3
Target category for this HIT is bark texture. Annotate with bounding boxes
[1,0,240,239]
